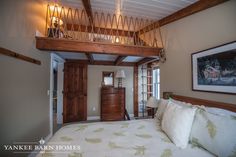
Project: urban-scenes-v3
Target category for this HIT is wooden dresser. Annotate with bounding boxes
[101,87,125,121]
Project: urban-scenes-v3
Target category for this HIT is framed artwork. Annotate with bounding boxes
[192,41,236,94]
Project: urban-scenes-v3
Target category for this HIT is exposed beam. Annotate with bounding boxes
[115,56,126,65]
[136,57,158,66]
[137,0,229,34]
[66,24,135,37]
[36,37,160,57]
[81,0,93,24]
[66,59,135,66]
[0,47,41,65]
[85,53,94,64]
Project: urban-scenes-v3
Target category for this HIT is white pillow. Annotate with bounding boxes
[169,98,192,107]
[190,109,236,157]
[155,98,192,120]
[206,107,236,118]
[155,99,169,120]
[161,101,197,149]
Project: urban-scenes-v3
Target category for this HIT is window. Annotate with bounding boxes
[152,68,160,99]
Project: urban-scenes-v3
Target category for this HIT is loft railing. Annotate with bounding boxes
[45,4,164,48]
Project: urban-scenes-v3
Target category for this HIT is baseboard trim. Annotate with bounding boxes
[87,116,100,120]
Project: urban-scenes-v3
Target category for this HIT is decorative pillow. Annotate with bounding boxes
[190,109,236,157]
[206,107,236,118]
[161,101,197,149]
[155,98,169,120]
[169,98,192,107]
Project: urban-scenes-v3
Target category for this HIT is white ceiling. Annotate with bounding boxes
[93,54,118,61]
[57,51,88,60]
[59,0,198,20]
[124,56,143,62]
[55,51,145,63]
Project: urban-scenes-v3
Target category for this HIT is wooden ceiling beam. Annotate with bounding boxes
[36,37,160,57]
[136,57,158,66]
[66,59,135,66]
[81,0,93,24]
[137,0,229,34]
[115,56,126,65]
[66,24,135,37]
[85,53,94,64]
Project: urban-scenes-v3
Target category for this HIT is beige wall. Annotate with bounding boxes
[0,0,50,155]
[87,65,134,117]
[160,0,236,104]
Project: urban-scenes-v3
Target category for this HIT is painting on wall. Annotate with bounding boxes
[192,41,236,94]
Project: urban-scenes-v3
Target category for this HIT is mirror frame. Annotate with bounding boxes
[102,71,114,87]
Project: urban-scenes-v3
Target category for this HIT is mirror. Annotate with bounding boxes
[102,71,114,87]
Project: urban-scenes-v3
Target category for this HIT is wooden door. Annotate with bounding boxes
[63,62,87,123]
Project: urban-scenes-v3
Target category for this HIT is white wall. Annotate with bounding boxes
[159,0,236,104]
[0,0,50,156]
[87,65,134,117]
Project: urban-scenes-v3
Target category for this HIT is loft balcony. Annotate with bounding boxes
[36,4,164,58]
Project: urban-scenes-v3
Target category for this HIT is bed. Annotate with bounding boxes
[37,118,214,157]
[36,94,236,157]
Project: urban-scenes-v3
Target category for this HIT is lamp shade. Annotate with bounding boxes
[115,69,126,78]
[146,97,158,108]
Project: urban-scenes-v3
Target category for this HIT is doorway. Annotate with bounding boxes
[50,53,65,135]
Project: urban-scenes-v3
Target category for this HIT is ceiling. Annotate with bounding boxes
[59,0,198,20]
[56,51,144,62]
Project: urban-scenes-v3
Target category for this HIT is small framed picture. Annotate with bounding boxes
[192,41,236,94]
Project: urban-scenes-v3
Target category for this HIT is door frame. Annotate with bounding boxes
[49,53,65,136]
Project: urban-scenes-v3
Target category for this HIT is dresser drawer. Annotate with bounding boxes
[101,112,124,121]
[101,87,125,121]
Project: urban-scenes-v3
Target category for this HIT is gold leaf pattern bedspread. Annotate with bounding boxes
[36,119,215,157]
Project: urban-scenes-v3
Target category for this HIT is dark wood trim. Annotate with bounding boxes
[83,64,88,121]
[136,57,158,66]
[66,59,135,67]
[138,0,229,34]
[133,65,139,117]
[169,94,236,112]
[66,24,135,37]
[0,47,41,65]
[102,71,114,87]
[36,37,160,57]
[81,0,93,24]
[191,41,236,95]
[85,53,94,64]
[115,56,126,65]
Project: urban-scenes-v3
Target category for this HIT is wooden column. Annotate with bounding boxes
[133,65,139,117]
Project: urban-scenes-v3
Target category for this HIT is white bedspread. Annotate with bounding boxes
[37,119,215,157]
